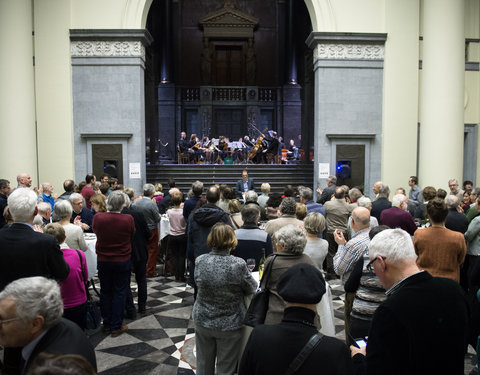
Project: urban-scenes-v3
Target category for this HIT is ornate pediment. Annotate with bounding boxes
[199,1,259,39]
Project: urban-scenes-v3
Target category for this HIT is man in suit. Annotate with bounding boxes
[0,178,11,228]
[122,192,151,316]
[68,193,93,232]
[379,194,417,236]
[351,228,469,375]
[370,183,392,221]
[0,188,70,374]
[235,170,255,198]
[0,277,97,374]
[239,263,353,375]
[0,188,69,291]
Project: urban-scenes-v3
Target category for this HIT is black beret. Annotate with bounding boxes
[277,263,326,304]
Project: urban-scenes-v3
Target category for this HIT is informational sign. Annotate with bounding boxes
[129,163,141,179]
[318,163,330,179]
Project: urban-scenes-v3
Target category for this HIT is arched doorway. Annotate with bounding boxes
[144,0,314,165]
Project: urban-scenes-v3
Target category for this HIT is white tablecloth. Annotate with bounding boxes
[83,234,97,280]
[159,216,170,241]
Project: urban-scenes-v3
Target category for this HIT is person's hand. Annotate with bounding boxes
[80,223,90,231]
[350,345,366,357]
[457,205,464,213]
[333,229,346,246]
[316,188,323,194]
[33,224,43,233]
[73,216,82,226]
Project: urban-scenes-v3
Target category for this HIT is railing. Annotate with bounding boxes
[212,87,246,101]
[180,86,279,102]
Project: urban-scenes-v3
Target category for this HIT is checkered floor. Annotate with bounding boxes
[86,274,478,374]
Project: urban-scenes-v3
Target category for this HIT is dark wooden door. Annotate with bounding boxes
[213,42,245,86]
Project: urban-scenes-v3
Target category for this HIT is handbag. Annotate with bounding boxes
[243,254,277,327]
[76,250,102,330]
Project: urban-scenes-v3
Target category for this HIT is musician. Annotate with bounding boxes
[262,131,279,163]
[178,132,189,153]
[217,136,229,162]
[287,139,299,160]
[202,137,213,164]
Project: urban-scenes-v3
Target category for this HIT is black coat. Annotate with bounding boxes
[0,223,69,291]
[317,184,336,204]
[25,318,97,373]
[445,208,469,234]
[370,197,392,222]
[239,307,353,375]
[353,271,469,375]
[122,206,151,263]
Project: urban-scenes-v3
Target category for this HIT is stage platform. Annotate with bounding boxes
[146,163,314,195]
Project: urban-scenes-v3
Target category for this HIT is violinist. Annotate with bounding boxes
[217,136,228,162]
[202,137,213,164]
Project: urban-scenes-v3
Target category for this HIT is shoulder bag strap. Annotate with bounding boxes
[285,332,324,375]
[75,249,91,300]
[260,254,277,291]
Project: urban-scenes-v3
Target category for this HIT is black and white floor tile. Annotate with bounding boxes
[87,275,477,374]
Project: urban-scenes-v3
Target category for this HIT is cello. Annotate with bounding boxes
[248,134,264,159]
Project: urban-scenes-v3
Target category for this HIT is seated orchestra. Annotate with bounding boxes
[177,131,302,164]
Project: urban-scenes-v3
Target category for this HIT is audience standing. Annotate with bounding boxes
[351,229,469,375]
[135,184,161,278]
[379,194,416,235]
[193,223,256,375]
[167,191,187,282]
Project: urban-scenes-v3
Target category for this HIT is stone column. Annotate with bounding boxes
[419,0,464,188]
[286,0,297,84]
[0,0,38,183]
[307,33,386,198]
[160,0,172,83]
[70,30,153,195]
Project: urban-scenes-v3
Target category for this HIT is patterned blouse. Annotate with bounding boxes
[193,249,258,331]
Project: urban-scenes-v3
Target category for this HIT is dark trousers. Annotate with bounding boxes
[126,259,147,313]
[98,260,131,330]
[325,232,339,275]
[168,234,187,281]
[146,228,159,276]
[63,302,87,330]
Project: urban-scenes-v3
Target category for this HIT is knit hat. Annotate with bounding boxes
[277,263,326,304]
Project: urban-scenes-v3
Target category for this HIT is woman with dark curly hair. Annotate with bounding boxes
[265,192,283,220]
[414,197,466,282]
[193,223,257,375]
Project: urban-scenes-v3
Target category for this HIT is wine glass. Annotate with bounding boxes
[246,258,256,272]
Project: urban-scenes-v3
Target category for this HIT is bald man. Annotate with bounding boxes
[16,173,32,188]
[333,206,372,337]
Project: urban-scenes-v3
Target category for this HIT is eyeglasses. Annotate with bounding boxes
[365,256,386,272]
[0,317,20,326]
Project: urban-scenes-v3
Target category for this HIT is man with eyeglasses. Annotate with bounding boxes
[350,228,469,375]
[0,277,96,374]
[448,178,464,201]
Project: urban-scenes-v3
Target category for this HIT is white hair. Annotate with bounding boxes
[392,194,407,208]
[54,200,73,220]
[357,196,372,208]
[274,224,306,254]
[36,202,51,214]
[369,228,417,264]
[0,277,63,330]
[68,193,83,204]
[245,190,258,203]
[7,188,37,222]
[107,190,127,213]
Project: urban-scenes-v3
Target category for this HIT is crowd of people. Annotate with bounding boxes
[0,171,478,374]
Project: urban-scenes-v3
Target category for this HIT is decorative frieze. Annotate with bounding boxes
[314,43,384,61]
[71,41,145,60]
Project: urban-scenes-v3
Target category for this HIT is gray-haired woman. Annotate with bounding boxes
[193,222,257,375]
[261,224,316,325]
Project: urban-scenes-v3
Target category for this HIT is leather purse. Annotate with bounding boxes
[243,254,277,327]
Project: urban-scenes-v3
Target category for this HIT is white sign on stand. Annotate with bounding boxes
[129,163,141,179]
[318,163,330,179]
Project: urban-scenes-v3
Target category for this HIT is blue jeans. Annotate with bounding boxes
[98,260,131,330]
